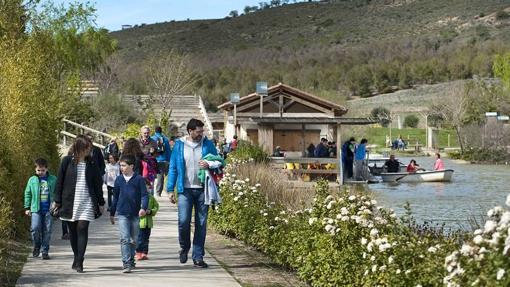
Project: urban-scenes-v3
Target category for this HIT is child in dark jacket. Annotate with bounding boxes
[110,155,149,273]
[24,158,57,260]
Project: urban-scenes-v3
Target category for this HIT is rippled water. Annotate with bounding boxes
[367,157,510,230]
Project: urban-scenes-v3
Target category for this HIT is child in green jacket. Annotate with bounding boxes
[24,158,57,260]
[135,194,159,260]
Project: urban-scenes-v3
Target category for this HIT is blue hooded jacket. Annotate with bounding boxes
[167,136,218,193]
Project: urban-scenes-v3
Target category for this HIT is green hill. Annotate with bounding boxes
[109,0,510,108]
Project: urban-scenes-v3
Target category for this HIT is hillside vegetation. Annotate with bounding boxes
[109,0,510,108]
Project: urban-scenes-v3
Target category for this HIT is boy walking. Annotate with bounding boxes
[110,155,149,273]
[24,158,57,260]
[135,193,159,260]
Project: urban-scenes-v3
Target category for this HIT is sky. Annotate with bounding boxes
[52,0,265,31]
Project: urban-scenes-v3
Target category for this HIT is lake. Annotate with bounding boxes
[367,156,510,230]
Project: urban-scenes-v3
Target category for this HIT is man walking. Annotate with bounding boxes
[139,126,158,156]
[151,126,171,197]
[167,118,218,268]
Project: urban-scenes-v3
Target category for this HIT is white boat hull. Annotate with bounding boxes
[380,169,454,183]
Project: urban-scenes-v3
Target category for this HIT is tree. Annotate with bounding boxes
[404,114,419,128]
[493,52,510,91]
[146,50,199,120]
[370,107,391,127]
[229,10,239,18]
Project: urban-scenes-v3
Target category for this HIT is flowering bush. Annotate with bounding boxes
[443,196,510,286]
[210,156,464,286]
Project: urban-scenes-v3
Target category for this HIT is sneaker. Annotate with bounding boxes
[122,266,131,273]
[193,260,208,268]
[42,253,50,260]
[130,261,136,269]
[179,249,188,264]
[61,233,70,240]
[140,253,148,260]
[32,248,40,257]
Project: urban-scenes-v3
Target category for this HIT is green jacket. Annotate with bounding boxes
[24,173,57,213]
[140,195,159,229]
[198,154,225,183]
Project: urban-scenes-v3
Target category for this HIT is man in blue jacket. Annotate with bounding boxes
[167,118,217,268]
[151,126,171,197]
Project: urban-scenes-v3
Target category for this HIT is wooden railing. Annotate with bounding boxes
[61,119,114,149]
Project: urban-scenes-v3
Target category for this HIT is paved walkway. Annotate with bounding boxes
[17,191,240,287]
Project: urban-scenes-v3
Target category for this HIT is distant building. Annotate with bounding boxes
[121,25,132,30]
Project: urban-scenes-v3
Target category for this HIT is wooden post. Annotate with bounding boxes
[258,124,273,154]
[279,94,283,118]
[259,94,263,118]
[336,124,343,185]
[234,104,237,135]
[301,123,305,156]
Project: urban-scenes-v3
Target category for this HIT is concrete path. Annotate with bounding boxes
[17,191,240,287]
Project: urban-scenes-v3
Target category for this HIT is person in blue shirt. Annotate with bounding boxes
[151,126,171,197]
[110,155,149,273]
[167,118,217,268]
[314,138,330,158]
[354,138,368,180]
[24,158,57,260]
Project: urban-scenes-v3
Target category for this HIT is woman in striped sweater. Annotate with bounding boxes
[54,135,104,273]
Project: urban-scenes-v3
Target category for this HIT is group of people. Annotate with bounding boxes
[341,137,369,181]
[383,153,445,173]
[304,138,337,158]
[24,118,223,274]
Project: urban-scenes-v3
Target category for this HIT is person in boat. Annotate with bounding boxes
[406,159,424,173]
[434,153,445,170]
[383,154,400,173]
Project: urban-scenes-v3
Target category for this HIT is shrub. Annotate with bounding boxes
[496,10,509,20]
[404,114,419,128]
[210,156,463,286]
[228,140,269,163]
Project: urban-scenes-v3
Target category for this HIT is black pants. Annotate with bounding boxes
[67,220,90,265]
[107,186,114,209]
[62,220,68,235]
[136,228,152,254]
[344,158,354,178]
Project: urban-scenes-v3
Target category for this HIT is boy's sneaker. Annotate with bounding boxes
[193,260,208,268]
[140,253,148,260]
[179,249,188,264]
[130,261,136,269]
[122,266,131,273]
[42,253,50,260]
[32,248,40,257]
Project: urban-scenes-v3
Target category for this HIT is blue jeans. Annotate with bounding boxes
[31,211,52,254]
[178,188,209,261]
[136,228,151,254]
[118,215,139,267]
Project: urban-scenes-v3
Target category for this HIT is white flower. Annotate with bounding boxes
[364,270,369,276]
[405,269,411,275]
[325,224,334,232]
[460,244,474,256]
[416,285,422,287]
[362,252,367,259]
[497,268,505,280]
[340,207,349,215]
[234,197,239,201]
[396,269,401,274]
[309,217,317,225]
[371,199,377,205]
[341,216,349,222]
[379,265,386,271]
[379,243,391,252]
[263,212,268,216]
[388,256,394,264]
[473,235,484,245]
[428,246,438,253]
[371,265,377,273]
[370,228,379,238]
[484,220,498,233]
[275,217,280,221]
[238,192,244,196]
[370,255,375,261]
[367,242,373,252]
[328,218,334,224]
[245,178,250,182]
[473,229,483,235]
[255,183,261,187]
[361,237,368,245]
[348,195,356,201]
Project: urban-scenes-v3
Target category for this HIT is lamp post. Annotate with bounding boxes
[256,81,268,118]
[230,93,240,136]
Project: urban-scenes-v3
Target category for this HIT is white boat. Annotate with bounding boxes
[380,169,454,183]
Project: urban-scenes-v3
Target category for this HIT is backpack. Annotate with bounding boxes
[141,155,158,184]
[155,136,165,155]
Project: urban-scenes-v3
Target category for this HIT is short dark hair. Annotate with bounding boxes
[119,155,135,166]
[349,137,355,142]
[109,153,119,162]
[321,138,328,143]
[360,138,368,144]
[233,135,238,140]
[187,118,204,133]
[35,158,48,167]
[436,153,441,158]
[155,126,162,133]
[169,136,176,142]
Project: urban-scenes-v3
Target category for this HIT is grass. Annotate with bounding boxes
[366,127,459,149]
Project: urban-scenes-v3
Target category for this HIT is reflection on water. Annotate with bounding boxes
[367,157,510,230]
